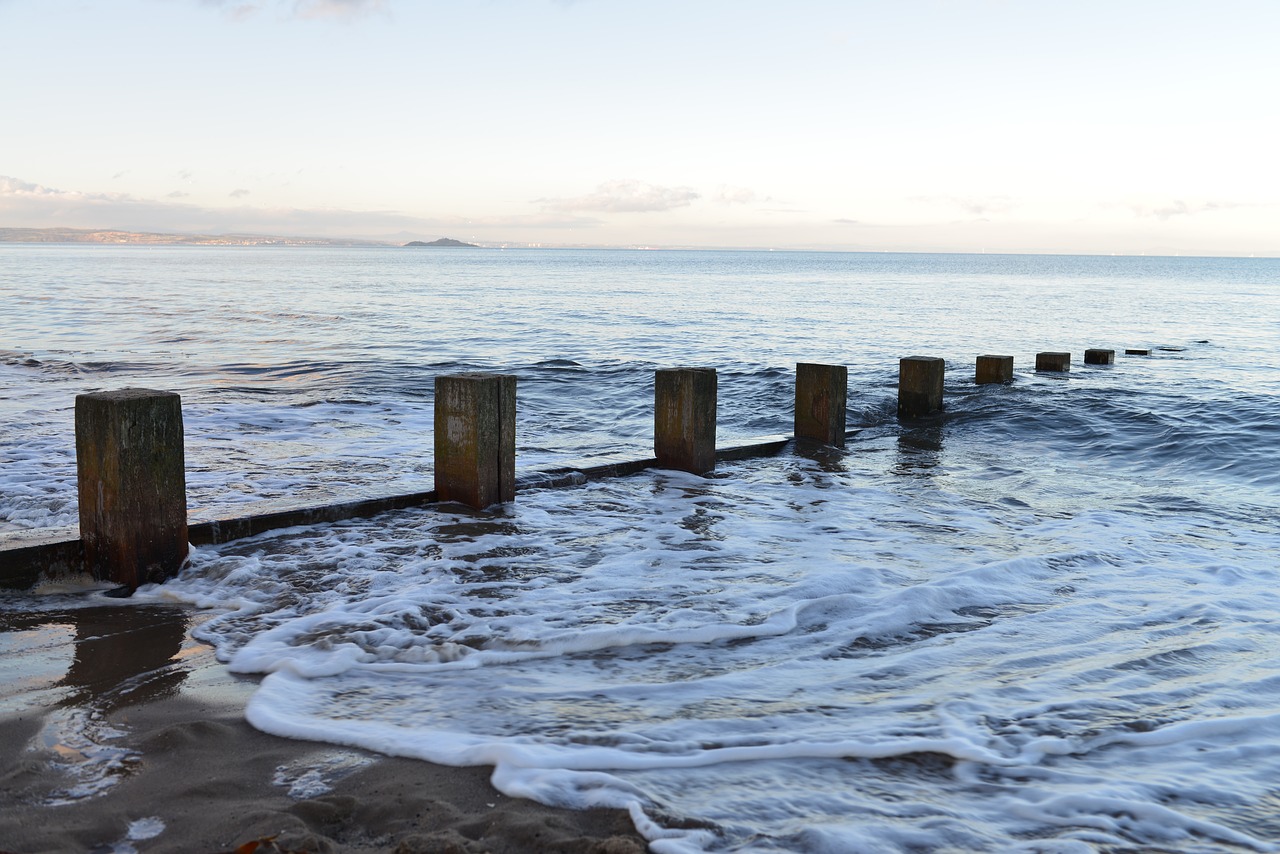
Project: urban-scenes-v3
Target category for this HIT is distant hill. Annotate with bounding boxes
[403,238,478,248]
[0,227,383,247]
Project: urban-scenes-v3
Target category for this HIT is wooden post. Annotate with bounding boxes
[898,356,944,418]
[655,368,717,474]
[434,373,516,509]
[1125,348,1151,356]
[75,388,188,591]
[975,355,1014,385]
[1036,352,1071,372]
[1084,348,1115,365]
[795,363,847,447]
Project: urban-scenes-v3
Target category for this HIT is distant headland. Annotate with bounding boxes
[403,238,478,248]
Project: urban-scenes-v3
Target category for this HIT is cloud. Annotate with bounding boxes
[1128,200,1243,221]
[167,191,190,199]
[833,218,860,225]
[198,0,387,20]
[1,175,132,204]
[293,0,387,18]
[913,195,1016,216]
[0,174,597,238]
[713,185,759,205]
[537,180,700,214]
[229,188,251,198]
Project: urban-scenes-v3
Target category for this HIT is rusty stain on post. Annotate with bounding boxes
[75,388,188,591]
[655,368,717,474]
[434,373,516,510]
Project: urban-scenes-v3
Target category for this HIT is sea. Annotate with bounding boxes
[1,245,1278,852]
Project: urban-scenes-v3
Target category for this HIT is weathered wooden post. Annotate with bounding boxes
[898,356,944,418]
[1084,348,1115,365]
[655,368,717,474]
[1125,348,1151,356]
[434,373,516,509]
[795,363,847,447]
[975,355,1014,385]
[75,389,188,591]
[1036,352,1071,372]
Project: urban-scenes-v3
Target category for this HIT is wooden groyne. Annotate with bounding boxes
[0,349,1152,592]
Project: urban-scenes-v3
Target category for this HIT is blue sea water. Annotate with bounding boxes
[1,245,1279,851]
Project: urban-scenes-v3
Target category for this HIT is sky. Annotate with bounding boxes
[1,0,1277,255]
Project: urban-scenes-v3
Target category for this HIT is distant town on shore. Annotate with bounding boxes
[0,228,477,248]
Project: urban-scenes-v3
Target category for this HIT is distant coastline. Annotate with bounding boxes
[0,228,1273,258]
[0,227,386,247]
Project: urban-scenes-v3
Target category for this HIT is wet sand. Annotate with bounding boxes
[0,601,646,853]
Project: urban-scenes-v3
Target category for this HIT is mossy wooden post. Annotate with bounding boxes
[655,368,717,474]
[1084,348,1115,365]
[434,373,516,509]
[1036,352,1071,372]
[975,355,1014,385]
[75,389,188,591]
[795,363,847,447]
[898,356,944,418]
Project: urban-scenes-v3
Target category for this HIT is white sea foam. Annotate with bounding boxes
[32,707,138,805]
[125,816,165,841]
[147,452,1280,851]
[272,750,375,799]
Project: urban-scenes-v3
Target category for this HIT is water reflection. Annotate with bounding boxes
[792,438,852,474]
[895,420,945,476]
[0,605,189,713]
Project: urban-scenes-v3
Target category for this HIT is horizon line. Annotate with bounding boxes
[0,226,1276,260]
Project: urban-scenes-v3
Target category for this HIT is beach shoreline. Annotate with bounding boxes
[0,600,648,854]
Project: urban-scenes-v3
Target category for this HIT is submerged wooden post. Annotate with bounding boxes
[1036,352,1071,372]
[975,355,1014,385]
[795,363,847,447]
[1085,348,1116,365]
[1126,348,1151,356]
[434,373,516,509]
[655,368,717,474]
[75,388,188,591]
[898,356,944,418]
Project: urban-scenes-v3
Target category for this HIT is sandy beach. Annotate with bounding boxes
[0,598,647,854]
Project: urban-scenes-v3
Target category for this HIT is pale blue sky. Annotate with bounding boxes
[2,0,1277,254]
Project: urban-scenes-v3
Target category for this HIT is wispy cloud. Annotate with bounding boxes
[293,0,387,19]
[913,195,1016,216]
[712,185,760,205]
[1128,199,1243,221]
[0,175,595,238]
[229,188,251,198]
[198,0,388,21]
[537,180,700,214]
[1,175,131,204]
